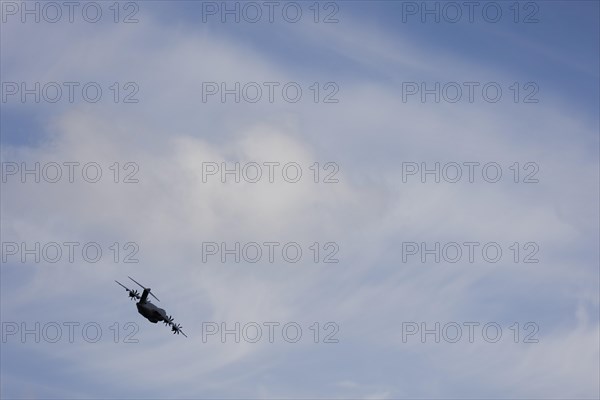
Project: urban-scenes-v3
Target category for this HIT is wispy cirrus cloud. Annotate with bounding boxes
[1,2,598,399]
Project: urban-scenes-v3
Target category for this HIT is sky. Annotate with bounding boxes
[0,1,599,399]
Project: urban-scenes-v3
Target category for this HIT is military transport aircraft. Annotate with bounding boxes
[115,276,187,337]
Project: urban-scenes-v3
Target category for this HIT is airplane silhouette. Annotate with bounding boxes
[115,276,187,337]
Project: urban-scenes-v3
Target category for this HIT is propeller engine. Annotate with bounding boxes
[128,289,140,300]
[115,280,141,301]
[171,323,187,337]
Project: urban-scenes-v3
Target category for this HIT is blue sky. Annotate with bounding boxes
[1,1,599,399]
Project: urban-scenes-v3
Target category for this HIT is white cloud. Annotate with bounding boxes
[1,5,598,399]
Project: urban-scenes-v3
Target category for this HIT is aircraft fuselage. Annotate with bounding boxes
[136,289,168,323]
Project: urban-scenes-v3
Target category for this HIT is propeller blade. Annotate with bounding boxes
[115,280,130,291]
[148,292,160,302]
[127,276,145,289]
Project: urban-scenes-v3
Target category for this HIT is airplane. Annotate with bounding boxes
[115,276,187,337]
